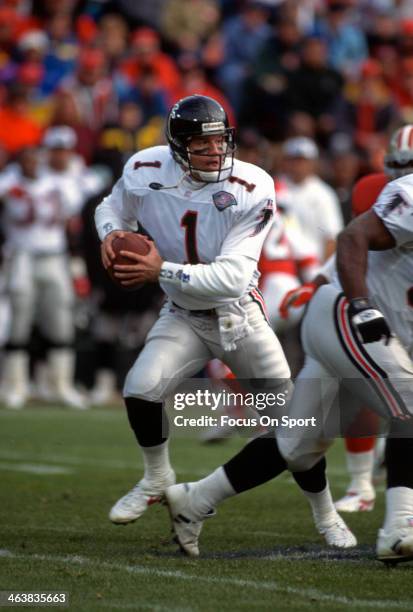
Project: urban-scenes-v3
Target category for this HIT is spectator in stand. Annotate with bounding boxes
[366,11,398,61]
[118,27,180,106]
[240,14,302,140]
[280,136,344,263]
[16,29,49,66]
[160,0,221,55]
[49,90,97,163]
[337,57,399,154]
[41,9,79,96]
[236,127,270,170]
[59,47,118,133]
[112,0,166,29]
[172,53,235,125]
[11,30,54,124]
[97,13,129,71]
[312,0,368,77]
[0,6,33,56]
[95,99,165,181]
[121,67,168,123]
[217,0,272,113]
[288,36,344,145]
[285,110,317,140]
[0,85,42,155]
[16,60,51,125]
[393,58,413,123]
[399,18,413,59]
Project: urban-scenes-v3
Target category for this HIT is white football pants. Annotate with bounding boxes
[278,284,413,472]
[5,251,75,345]
[123,296,291,402]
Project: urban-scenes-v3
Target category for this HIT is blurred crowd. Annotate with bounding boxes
[0,0,412,408]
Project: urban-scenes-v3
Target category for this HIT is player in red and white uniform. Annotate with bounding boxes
[281,137,344,263]
[95,96,354,548]
[30,126,111,404]
[259,180,319,331]
[165,170,413,563]
[280,126,413,514]
[0,146,86,409]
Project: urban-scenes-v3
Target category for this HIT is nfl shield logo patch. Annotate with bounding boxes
[212,191,237,211]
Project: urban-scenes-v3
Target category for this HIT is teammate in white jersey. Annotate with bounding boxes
[0,146,86,409]
[281,137,344,263]
[95,96,354,547]
[165,171,413,563]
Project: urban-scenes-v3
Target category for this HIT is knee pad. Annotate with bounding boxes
[277,436,319,472]
[123,365,165,402]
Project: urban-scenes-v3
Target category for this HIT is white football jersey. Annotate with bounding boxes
[95,146,276,310]
[331,174,413,353]
[44,155,111,200]
[368,175,413,353]
[283,174,343,261]
[0,165,82,255]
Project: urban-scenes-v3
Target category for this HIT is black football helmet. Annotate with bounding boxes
[166,95,235,182]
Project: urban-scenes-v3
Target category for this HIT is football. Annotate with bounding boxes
[107,233,150,290]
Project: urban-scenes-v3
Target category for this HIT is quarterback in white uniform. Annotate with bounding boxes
[95,94,294,523]
[165,171,413,563]
[0,146,85,409]
[96,96,355,549]
[95,96,358,551]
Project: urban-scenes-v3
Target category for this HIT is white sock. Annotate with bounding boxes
[302,484,337,528]
[346,450,375,495]
[191,467,236,517]
[383,487,413,531]
[142,441,173,483]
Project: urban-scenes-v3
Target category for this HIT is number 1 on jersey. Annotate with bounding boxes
[181,211,200,264]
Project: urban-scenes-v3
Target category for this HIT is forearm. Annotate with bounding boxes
[323,238,336,262]
[94,194,137,240]
[160,255,256,299]
[336,228,369,299]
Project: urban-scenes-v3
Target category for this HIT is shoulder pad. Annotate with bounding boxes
[226,160,274,202]
[123,146,172,194]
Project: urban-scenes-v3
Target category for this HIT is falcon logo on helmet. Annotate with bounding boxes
[384,125,413,178]
[166,95,236,183]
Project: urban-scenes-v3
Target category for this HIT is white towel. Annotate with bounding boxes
[216,300,254,352]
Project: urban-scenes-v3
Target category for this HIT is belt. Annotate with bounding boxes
[33,252,65,258]
[172,302,216,317]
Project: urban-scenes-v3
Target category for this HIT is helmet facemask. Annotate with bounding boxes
[170,127,236,183]
[383,153,413,178]
[384,125,413,178]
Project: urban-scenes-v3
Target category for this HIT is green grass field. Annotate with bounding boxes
[1,405,412,612]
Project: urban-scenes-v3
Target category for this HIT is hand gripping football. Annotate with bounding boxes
[107,233,150,290]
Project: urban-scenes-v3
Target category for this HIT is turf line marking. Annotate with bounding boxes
[100,602,194,612]
[247,531,306,539]
[0,450,209,476]
[3,525,95,535]
[0,461,72,475]
[0,549,411,609]
[0,451,356,482]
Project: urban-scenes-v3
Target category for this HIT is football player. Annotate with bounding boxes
[95,95,355,548]
[281,125,413,515]
[165,164,413,563]
[0,146,86,409]
[281,137,344,263]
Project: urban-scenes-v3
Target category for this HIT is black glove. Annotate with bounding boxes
[348,297,392,344]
